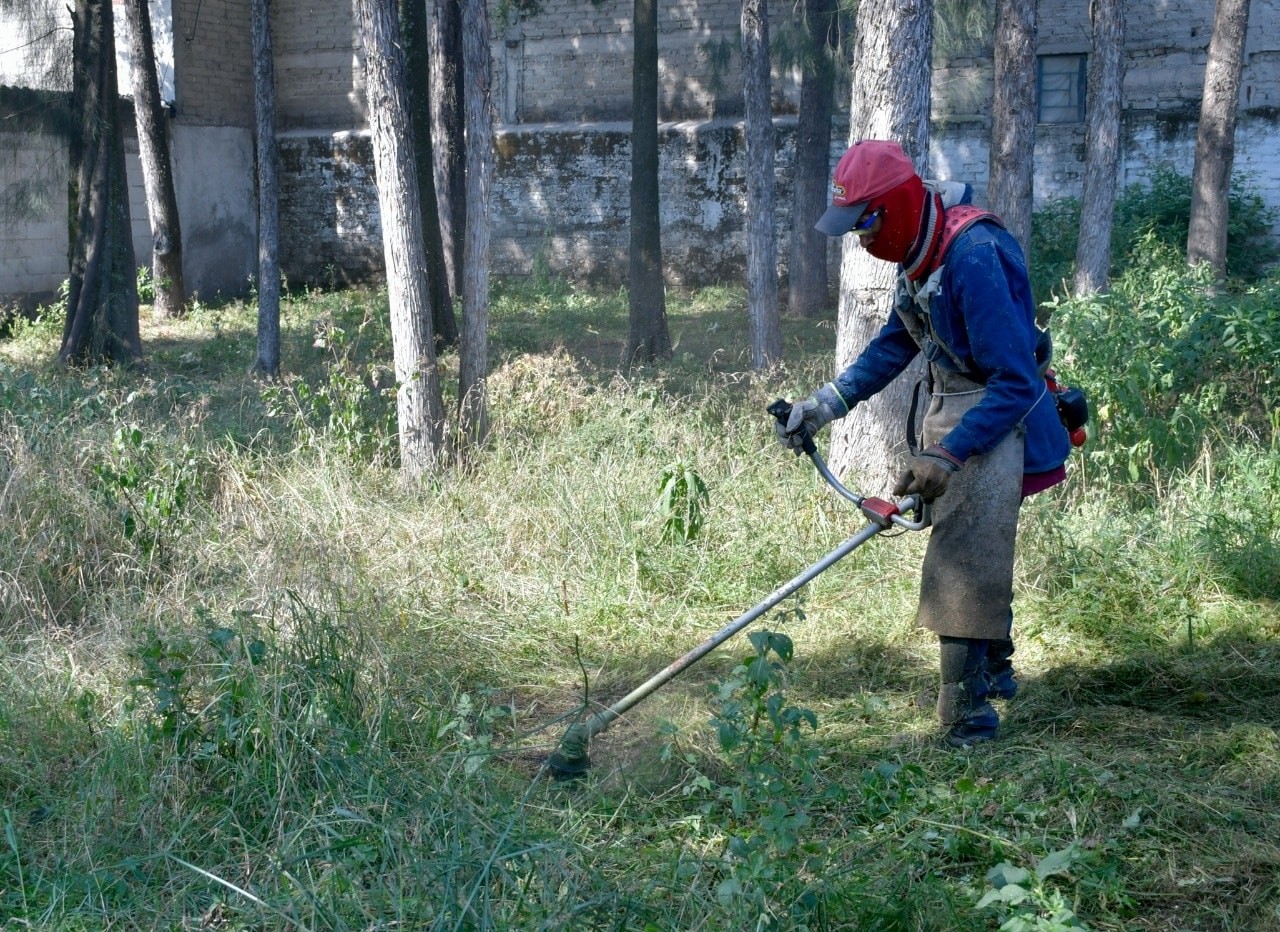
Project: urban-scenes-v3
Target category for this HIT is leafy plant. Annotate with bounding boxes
[136,266,155,304]
[261,310,397,464]
[976,851,1089,931]
[91,424,202,558]
[1046,236,1280,487]
[700,625,833,930]
[655,460,710,543]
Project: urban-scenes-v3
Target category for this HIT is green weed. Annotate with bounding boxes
[655,460,710,543]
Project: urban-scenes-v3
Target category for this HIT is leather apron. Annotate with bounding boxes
[893,198,1029,641]
[915,367,1024,640]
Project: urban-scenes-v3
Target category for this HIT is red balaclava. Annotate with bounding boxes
[862,174,927,265]
[815,140,941,278]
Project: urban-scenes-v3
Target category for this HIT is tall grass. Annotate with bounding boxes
[1,220,1279,928]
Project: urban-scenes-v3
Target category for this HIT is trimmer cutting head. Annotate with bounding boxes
[545,749,591,781]
[545,722,592,781]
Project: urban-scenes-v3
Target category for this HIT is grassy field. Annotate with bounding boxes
[1,270,1278,930]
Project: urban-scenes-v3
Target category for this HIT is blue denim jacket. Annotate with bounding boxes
[831,221,1070,475]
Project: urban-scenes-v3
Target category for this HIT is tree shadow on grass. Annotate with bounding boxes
[1030,634,1280,727]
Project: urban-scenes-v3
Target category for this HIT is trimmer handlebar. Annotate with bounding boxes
[769,398,930,531]
[767,398,818,456]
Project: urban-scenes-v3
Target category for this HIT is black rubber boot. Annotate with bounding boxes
[986,637,1018,700]
[937,680,999,747]
[938,637,999,748]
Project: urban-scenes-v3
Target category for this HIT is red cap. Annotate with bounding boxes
[815,140,918,236]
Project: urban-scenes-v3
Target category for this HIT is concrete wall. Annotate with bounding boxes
[0,117,151,312]
[0,121,255,309]
[171,124,257,295]
[277,117,804,288]
[0,133,67,309]
[0,0,256,309]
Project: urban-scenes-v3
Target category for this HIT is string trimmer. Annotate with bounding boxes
[544,399,932,780]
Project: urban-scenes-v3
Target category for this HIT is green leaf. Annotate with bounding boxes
[994,883,1029,905]
[985,862,1031,889]
[715,877,741,906]
[4,808,18,857]
[977,883,1030,909]
[1036,844,1078,880]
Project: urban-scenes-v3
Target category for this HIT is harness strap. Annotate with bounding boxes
[928,205,1003,279]
[895,204,1008,380]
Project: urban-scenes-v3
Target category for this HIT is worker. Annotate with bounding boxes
[779,139,1070,747]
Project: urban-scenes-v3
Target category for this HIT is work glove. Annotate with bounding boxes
[775,384,848,451]
[893,444,963,502]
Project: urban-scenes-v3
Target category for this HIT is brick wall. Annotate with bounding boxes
[171,0,253,126]
[496,0,798,122]
[937,0,1280,122]
[273,2,364,129]
[265,0,801,130]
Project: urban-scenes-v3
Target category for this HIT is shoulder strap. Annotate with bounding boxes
[920,205,1004,279]
[896,204,1039,385]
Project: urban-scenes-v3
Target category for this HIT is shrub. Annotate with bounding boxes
[1046,236,1280,486]
[1030,166,1279,304]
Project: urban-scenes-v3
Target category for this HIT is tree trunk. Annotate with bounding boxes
[741,0,781,369]
[122,0,186,319]
[458,0,493,449]
[400,0,457,348]
[988,0,1036,255]
[787,0,838,318]
[357,0,446,477]
[827,0,932,491]
[430,0,466,301]
[250,0,281,378]
[624,0,672,367]
[61,0,142,367]
[1073,0,1126,297]
[1187,0,1250,279]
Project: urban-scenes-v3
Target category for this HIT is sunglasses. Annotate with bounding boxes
[853,208,882,235]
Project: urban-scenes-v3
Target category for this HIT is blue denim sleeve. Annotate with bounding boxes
[935,235,1047,462]
[830,310,921,407]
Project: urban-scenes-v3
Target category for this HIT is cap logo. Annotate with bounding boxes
[831,181,846,203]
